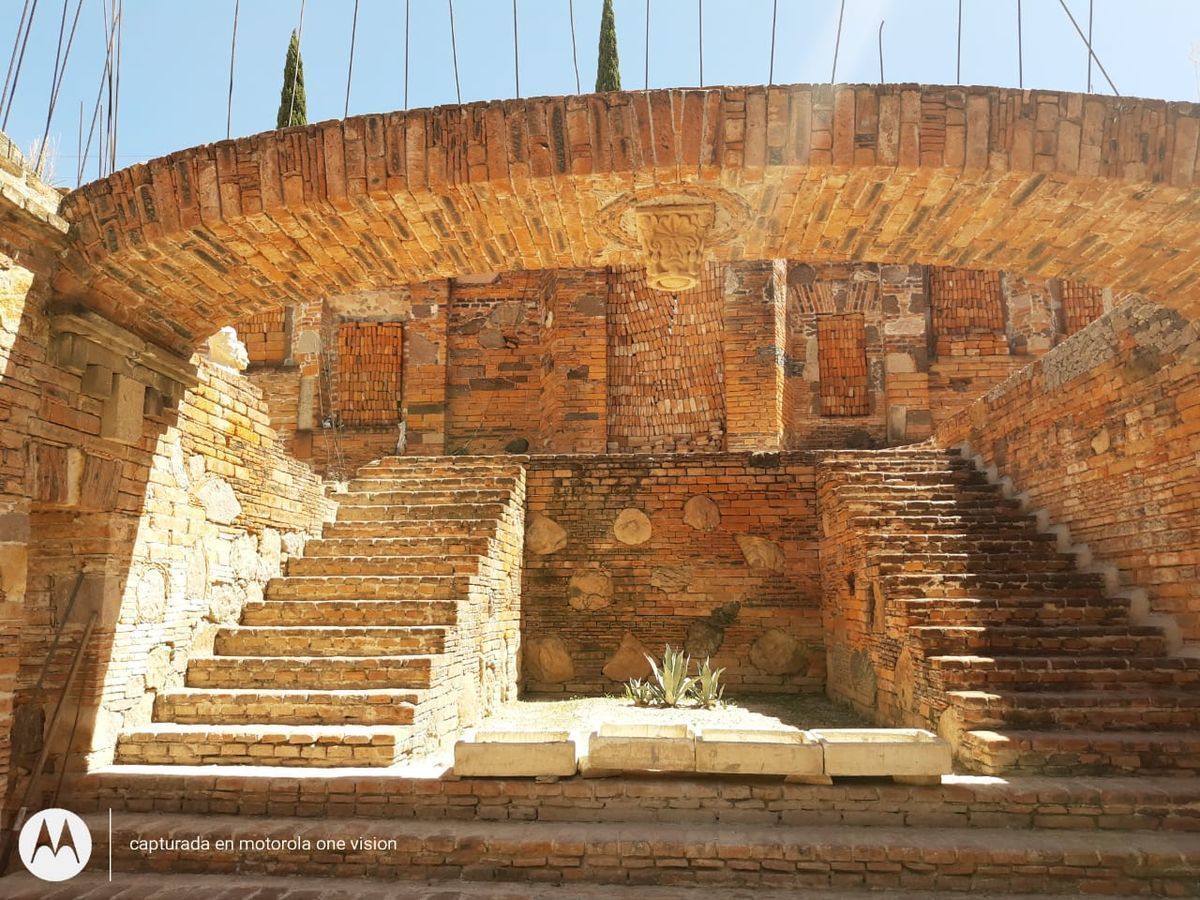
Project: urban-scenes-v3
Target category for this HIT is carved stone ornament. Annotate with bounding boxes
[206,326,250,372]
[634,203,716,292]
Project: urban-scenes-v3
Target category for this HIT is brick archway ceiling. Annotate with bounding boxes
[55,84,1200,354]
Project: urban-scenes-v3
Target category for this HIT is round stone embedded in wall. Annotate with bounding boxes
[613,508,652,545]
[567,569,613,611]
[682,495,721,531]
[750,629,809,676]
[736,535,785,572]
[602,631,653,682]
[526,513,568,555]
[195,477,242,525]
[685,620,724,657]
[522,635,574,683]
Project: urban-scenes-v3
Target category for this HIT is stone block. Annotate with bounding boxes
[694,728,823,778]
[100,374,146,444]
[583,723,695,775]
[812,728,952,779]
[453,730,578,777]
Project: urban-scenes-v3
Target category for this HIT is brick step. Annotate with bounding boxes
[828,470,986,485]
[832,485,1002,502]
[322,519,496,539]
[304,536,493,558]
[287,554,479,577]
[861,532,1058,550]
[336,488,515,506]
[89,812,1200,892]
[336,502,509,522]
[946,688,1200,731]
[348,475,520,493]
[359,458,525,476]
[265,575,459,602]
[873,552,1077,574]
[894,596,1130,627]
[929,654,1200,691]
[848,515,1040,534]
[838,497,1024,514]
[153,687,422,726]
[213,625,447,657]
[910,624,1168,656]
[882,570,1106,595]
[114,724,409,767]
[186,655,436,690]
[241,599,459,627]
[960,728,1200,776]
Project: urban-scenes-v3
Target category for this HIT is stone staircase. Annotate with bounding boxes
[113,457,526,768]
[816,447,1200,776]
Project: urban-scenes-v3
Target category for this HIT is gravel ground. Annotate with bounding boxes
[477,692,870,734]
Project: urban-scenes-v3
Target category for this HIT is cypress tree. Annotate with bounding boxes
[596,0,621,92]
[276,30,307,129]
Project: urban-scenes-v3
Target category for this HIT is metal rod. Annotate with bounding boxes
[345,0,360,118]
[569,0,580,93]
[227,0,239,139]
[287,0,306,127]
[1055,0,1119,95]
[76,99,82,187]
[956,0,963,84]
[1,0,35,118]
[1017,0,1023,89]
[512,0,520,98]
[404,0,410,108]
[878,20,885,84]
[38,0,86,173]
[768,0,777,86]
[830,0,846,84]
[448,0,461,103]
[644,0,650,90]
[78,1,115,184]
[1087,0,1094,92]
[698,0,703,87]
[2,0,42,129]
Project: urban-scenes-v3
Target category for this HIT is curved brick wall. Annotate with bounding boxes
[56,84,1200,353]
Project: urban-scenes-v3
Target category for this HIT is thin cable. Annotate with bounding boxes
[1,0,35,118]
[226,0,239,139]
[878,20,885,83]
[2,0,42,129]
[768,0,777,86]
[1017,0,1023,89]
[644,0,650,90]
[1086,0,1094,92]
[78,0,116,184]
[37,0,86,173]
[698,0,703,87]
[956,0,962,84]
[830,0,846,84]
[345,0,360,118]
[404,0,410,108]
[448,0,461,103]
[569,0,580,93]
[76,99,81,187]
[286,0,306,127]
[513,0,520,98]
[1055,0,1118,94]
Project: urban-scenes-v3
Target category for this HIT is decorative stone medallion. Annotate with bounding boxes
[634,203,716,292]
[568,568,613,611]
[613,508,653,545]
[682,495,721,531]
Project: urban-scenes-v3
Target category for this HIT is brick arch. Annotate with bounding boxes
[55,84,1200,353]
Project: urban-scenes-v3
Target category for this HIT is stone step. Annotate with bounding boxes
[832,485,1001,502]
[872,552,1077,574]
[960,728,1200,776]
[829,469,985,484]
[240,599,458,627]
[265,575,459,602]
[336,502,509,522]
[881,570,1107,597]
[894,596,1130,627]
[348,475,520,492]
[946,688,1200,731]
[87,812,1200,893]
[336,488,515,507]
[359,459,525,477]
[929,654,1200,692]
[287,554,479,577]
[861,532,1058,550]
[213,625,447,657]
[114,724,409,767]
[305,536,494,558]
[322,519,497,539]
[186,655,436,690]
[848,515,1039,534]
[153,688,421,726]
[910,624,1168,656]
[838,497,1024,515]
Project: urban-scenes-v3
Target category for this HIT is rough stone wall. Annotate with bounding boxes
[522,453,823,695]
[607,264,726,453]
[935,298,1200,643]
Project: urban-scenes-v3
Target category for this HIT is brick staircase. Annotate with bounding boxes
[816,447,1200,776]
[113,457,526,768]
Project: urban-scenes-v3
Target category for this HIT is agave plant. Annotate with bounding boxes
[623,677,657,707]
[644,645,697,708]
[694,657,726,709]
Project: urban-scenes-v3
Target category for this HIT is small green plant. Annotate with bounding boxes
[623,678,657,707]
[644,645,696,708]
[694,658,726,709]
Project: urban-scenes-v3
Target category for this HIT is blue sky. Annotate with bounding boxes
[4,0,1200,187]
